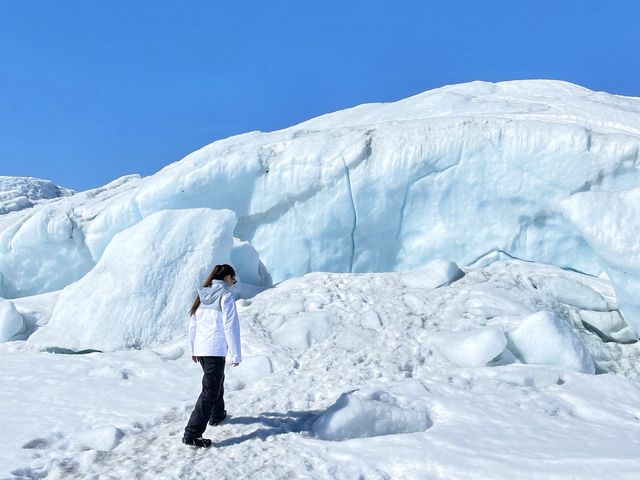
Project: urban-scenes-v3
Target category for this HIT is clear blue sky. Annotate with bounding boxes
[1,0,638,191]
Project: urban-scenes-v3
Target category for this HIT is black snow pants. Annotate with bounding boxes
[184,356,226,439]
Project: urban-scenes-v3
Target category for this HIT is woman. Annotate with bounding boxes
[182,264,242,448]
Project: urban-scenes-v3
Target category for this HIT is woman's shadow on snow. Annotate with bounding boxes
[214,410,322,447]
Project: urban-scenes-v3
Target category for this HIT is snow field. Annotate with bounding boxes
[4,260,640,478]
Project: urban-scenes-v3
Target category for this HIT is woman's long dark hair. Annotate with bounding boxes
[189,264,235,316]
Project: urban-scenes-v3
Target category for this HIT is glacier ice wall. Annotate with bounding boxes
[561,187,640,330]
[1,80,639,298]
[27,209,243,351]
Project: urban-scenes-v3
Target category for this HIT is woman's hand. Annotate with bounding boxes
[232,362,239,367]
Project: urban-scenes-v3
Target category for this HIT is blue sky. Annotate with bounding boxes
[1,0,639,191]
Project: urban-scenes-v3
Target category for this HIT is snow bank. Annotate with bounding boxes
[507,311,596,373]
[0,300,23,343]
[27,208,266,351]
[529,274,608,310]
[312,381,432,441]
[561,187,640,332]
[440,325,507,367]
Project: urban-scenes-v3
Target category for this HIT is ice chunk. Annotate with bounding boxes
[579,310,638,343]
[74,426,125,451]
[27,208,255,351]
[530,275,608,310]
[440,325,507,367]
[403,259,465,289]
[270,311,330,349]
[507,311,595,374]
[0,299,24,343]
[312,386,432,441]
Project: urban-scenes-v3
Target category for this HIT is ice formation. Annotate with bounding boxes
[506,311,596,374]
[0,81,638,310]
[27,208,269,351]
[0,176,74,215]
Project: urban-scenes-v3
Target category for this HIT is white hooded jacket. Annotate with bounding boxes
[188,279,242,363]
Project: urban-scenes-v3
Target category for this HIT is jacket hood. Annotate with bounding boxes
[197,280,229,311]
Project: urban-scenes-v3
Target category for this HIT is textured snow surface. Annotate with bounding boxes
[3,261,640,479]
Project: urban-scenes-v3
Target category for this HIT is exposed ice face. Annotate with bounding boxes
[0,176,74,215]
[561,187,640,331]
[1,80,639,302]
[26,208,267,351]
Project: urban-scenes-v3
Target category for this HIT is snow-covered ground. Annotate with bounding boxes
[3,261,640,479]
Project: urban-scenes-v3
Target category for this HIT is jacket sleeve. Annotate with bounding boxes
[221,292,242,363]
[188,314,197,355]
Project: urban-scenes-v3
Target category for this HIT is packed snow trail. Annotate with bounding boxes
[4,261,640,479]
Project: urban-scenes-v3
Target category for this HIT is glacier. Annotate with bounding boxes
[2,78,640,345]
[2,78,640,478]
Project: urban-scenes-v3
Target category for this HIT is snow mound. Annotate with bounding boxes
[0,300,24,343]
[312,381,432,441]
[440,325,507,367]
[507,311,596,374]
[226,355,273,390]
[270,311,331,349]
[27,208,268,351]
[74,426,125,451]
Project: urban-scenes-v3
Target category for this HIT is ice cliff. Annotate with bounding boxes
[1,79,640,338]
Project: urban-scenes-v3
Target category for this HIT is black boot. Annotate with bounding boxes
[182,435,212,448]
[209,410,227,426]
